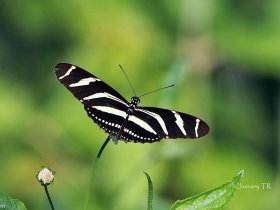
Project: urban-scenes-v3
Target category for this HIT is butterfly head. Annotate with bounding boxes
[131,96,140,106]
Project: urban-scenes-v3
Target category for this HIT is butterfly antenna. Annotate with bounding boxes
[119,64,137,96]
[139,84,174,98]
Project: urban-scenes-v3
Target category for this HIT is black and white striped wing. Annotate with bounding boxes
[119,107,209,143]
[55,63,210,144]
[55,63,130,135]
[55,63,128,104]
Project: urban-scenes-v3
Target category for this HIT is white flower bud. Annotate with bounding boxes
[37,168,55,185]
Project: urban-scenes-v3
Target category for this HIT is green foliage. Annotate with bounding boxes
[0,191,27,210]
[170,170,244,210]
[144,172,154,210]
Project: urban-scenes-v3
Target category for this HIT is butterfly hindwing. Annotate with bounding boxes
[84,97,130,137]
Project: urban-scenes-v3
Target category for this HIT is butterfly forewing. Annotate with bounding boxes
[55,63,209,143]
[137,107,209,139]
[55,63,128,104]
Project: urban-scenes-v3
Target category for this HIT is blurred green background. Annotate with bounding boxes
[0,0,279,209]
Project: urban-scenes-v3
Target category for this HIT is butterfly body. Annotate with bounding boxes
[55,63,209,143]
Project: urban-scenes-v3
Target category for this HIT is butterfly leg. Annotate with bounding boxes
[113,115,130,143]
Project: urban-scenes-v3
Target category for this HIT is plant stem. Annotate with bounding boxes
[84,135,111,210]
[44,185,55,210]
[97,135,111,158]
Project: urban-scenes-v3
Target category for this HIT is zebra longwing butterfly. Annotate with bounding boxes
[55,63,209,143]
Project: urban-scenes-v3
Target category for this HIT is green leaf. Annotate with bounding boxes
[0,191,27,210]
[170,170,244,210]
[143,172,153,210]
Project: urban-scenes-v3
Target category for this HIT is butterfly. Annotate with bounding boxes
[55,63,209,143]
